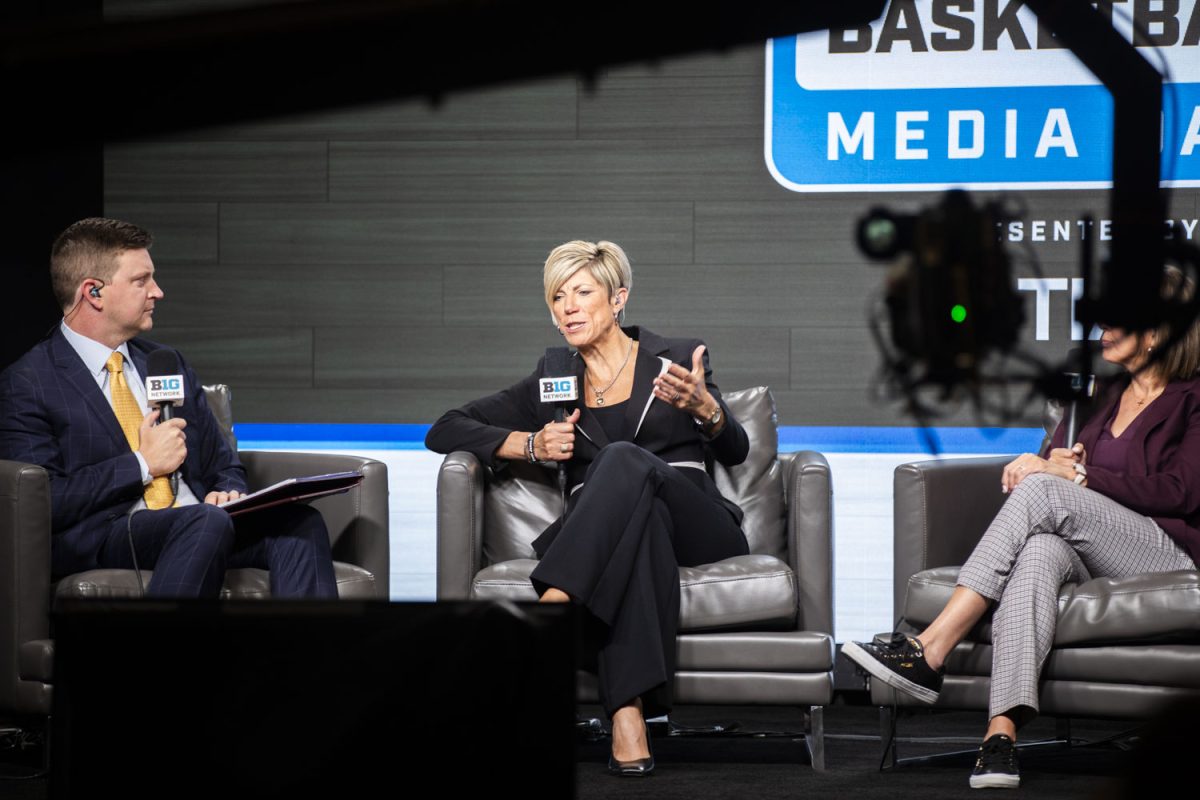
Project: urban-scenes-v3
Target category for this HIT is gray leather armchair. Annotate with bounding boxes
[0,385,390,725]
[874,456,1200,744]
[435,386,836,768]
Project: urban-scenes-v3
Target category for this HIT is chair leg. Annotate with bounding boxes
[879,705,898,770]
[803,705,826,771]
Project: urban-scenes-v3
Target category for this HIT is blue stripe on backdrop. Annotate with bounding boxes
[234,423,1046,455]
[777,426,1045,454]
[235,423,433,450]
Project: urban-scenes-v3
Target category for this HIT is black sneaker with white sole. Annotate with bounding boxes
[842,632,944,705]
[970,733,1020,789]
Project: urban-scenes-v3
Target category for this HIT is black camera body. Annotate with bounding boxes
[859,190,1025,393]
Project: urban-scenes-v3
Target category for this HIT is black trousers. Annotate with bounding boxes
[529,442,748,717]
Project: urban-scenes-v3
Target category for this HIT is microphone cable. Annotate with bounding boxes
[125,505,150,597]
[555,407,569,523]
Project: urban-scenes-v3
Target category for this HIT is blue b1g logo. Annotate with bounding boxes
[765,1,1200,192]
[149,378,182,392]
[540,377,578,402]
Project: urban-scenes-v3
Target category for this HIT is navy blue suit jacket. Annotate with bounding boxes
[0,328,247,577]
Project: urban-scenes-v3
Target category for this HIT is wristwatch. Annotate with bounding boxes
[697,404,722,434]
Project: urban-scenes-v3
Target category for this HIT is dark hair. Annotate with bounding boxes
[1154,265,1200,381]
[50,217,153,311]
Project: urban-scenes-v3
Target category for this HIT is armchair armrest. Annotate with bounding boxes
[435,451,486,600]
[0,460,52,715]
[783,450,834,635]
[892,456,1010,622]
[238,451,389,599]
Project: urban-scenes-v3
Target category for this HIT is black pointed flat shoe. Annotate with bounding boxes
[607,721,655,776]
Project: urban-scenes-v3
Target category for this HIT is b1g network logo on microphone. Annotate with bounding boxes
[765,0,1200,192]
[539,377,579,403]
[146,376,184,404]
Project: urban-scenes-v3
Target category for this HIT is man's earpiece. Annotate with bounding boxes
[89,285,102,298]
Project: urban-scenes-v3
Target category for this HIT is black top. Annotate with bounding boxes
[589,400,630,444]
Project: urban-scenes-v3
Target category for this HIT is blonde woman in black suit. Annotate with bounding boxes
[426,240,750,776]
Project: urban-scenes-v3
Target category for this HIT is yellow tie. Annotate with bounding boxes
[105,352,175,510]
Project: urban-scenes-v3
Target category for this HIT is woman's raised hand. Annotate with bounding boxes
[653,344,713,414]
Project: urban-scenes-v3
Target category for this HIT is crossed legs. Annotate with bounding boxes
[530,442,748,765]
[912,472,1194,740]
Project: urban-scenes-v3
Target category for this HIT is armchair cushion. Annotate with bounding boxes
[903,565,1200,647]
[483,463,558,565]
[714,386,786,560]
[945,641,1200,687]
[471,553,796,631]
[679,555,796,631]
[54,563,378,601]
[677,631,835,672]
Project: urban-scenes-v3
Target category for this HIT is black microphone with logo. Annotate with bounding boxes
[145,349,186,498]
[539,348,579,512]
[1062,346,1097,449]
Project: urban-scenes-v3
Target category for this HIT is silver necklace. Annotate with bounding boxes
[588,338,634,406]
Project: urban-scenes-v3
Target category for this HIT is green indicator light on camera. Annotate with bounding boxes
[951,305,967,323]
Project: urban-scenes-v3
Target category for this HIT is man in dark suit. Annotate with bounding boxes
[0,217,337,597]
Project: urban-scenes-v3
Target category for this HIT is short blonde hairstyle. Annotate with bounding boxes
[543,240,632,315]
[1153,264,1200,380]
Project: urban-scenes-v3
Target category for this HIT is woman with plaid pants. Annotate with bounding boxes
[845,267,1200,789]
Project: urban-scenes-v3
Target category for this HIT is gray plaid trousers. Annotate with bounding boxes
[956,472,1196,720]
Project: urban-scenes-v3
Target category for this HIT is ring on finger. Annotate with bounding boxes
[560,443,569,453]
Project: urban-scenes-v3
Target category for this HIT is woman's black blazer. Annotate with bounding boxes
[425,326,750,545]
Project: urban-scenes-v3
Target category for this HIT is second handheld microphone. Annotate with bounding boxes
[539,348,579,510]
[145,350,186,497]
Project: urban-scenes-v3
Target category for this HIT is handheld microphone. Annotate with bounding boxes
[540,348,578,511]
[1062,347,1096,448]
[539,350,579,422]
[146,350,185,421]
[145,350,186,496]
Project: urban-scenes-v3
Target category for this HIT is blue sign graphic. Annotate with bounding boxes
[766,12,1200,192]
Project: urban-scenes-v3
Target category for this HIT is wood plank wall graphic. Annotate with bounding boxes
[102,1,1200,428]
